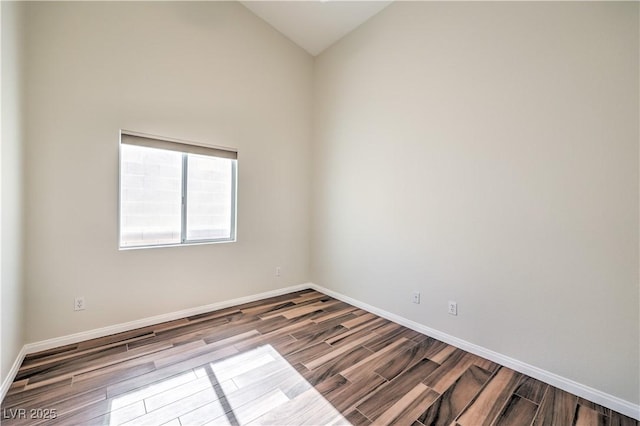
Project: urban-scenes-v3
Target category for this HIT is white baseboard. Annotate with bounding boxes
[24,283,311,354]
[3,282,638,420]
[307,283,640,421]
[0,346,27,402]
[2,284,308,402]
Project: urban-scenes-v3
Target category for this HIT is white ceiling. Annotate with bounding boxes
[240,1,393,56]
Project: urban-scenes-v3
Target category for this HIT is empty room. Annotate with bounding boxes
[1,1,638,425]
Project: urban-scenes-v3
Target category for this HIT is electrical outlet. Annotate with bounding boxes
[448,301,457,316]
[275,267,281,277]
[74,297,85,311]
[412,292,420,304]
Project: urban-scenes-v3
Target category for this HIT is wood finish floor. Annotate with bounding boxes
[1,290,637,426]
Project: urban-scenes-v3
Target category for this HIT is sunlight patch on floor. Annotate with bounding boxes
[108,345,347,425]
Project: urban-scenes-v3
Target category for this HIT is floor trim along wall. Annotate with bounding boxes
[0,283,310,402]
[307,283,640,421]
[2,282,638,420]
[0,346,27,403]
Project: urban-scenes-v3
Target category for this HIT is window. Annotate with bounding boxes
[119,132,237,248]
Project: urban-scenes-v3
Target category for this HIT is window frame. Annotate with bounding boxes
[118,130,238,250]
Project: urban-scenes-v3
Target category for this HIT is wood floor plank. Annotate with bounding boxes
[151,314,240,341]
[290,316,355,341]
[8,362,155,415]
[356,359,441,420]
[325,372,388,413]
[21,344,78,363]
[374,338,442,381]
[465,352,500,373]
[371,383,439,425]
[1,290,635,426]
[514,376,548,404]
[46,372,212,426]
[218,376,298,422]
[58,399,146,426]
[210,388,290,425]
[531,386,579,426]
[16,346,128,383]
[579,397,611,416]
[285,342,334,366]
[240,300,297,318]
[417,364,493,426]
[389,389,440,426]
[324,317,387,346]
[259,299,330,320]
[232,358,290,389]
[178,374,301,425]
[107,369,201,409]
[311,306,359,324]
[342,409,372,426]
[6,379,28,394]
[274,326,347,357]
[203,329,262,350]
[303,334,373,371]
[235,290,314,313]
[282,300,342,320]
[494,394,539,426]
[22,340,172,392]
[574,404,608,426]
[320,324,378,348]
[364,323,420,352]
[290,290,328,305]
[106,345,237,399]
[232,331,296,354]
[122,386,225,426]
[340,337,412,383]
[152,313,247,343]
[422,350,476,394]
[609,411,639,426]
[249,386,341,425]
[147,321,262,350]
[18,333,154,374]
[427,344,457,364]
[455,367,523,426]
[252,315,308,335]
[153,342,239,371]
[311,370,349,395]
[69,348,165,385]
[144,374,234,413]
[104,365,193,401]
[16,388,107,426]
[185,307,244,324]
[2,379,73,409]
[341,312,377,329]
[300,346,373,386]
[297,322,353,345]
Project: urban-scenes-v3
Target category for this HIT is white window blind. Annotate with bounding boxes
[120,132,237,160]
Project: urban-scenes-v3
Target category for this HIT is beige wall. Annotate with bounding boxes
[312,2,639,405]
[1,1,26,382]
[22,1,313,341]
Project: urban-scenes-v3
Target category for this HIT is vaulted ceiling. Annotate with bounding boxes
[240,1,393,56]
